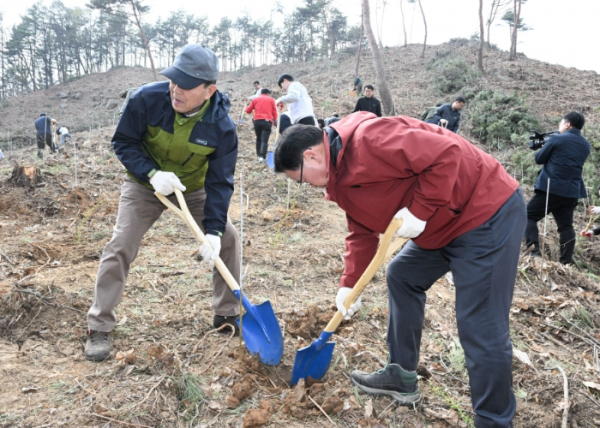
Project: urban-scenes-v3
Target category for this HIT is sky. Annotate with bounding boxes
[1,0,599,73]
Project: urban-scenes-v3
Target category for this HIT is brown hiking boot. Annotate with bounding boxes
[85,330,112,362]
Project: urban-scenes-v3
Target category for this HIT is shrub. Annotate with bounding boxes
[427,55,480,95]
[466,90,539,146]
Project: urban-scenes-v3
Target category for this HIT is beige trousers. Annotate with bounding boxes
[87,177,240,332]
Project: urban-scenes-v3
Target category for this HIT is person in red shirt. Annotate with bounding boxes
[245,88,277,163]
[274,112,526,428]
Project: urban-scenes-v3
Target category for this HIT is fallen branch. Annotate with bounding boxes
[556,365,569,428]
[308,395,337,427]
[542,321,598,348]
[129,376,164,412]
[199,327,236,375]
[558,313,600,347]
[84,413,152,428]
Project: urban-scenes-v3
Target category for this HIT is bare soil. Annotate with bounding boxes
[1,44,600,428]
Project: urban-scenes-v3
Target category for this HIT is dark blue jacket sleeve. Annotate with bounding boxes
[376,100,382,117]
[534,136,556,165]
[112,91,158,182]
[202,125,238,235]
[450,115,460,133]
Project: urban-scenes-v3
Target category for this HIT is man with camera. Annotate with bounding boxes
[524,111,591,265]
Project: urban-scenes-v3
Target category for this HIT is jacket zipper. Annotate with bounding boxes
[181,153,195,166]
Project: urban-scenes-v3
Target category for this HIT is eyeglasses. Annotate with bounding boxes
[297,157,304,184]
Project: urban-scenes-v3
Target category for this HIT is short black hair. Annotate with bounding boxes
[277,73,294,88]
[317,118,325,129]
[365,84,374,91]
[563,111,585,130]
[332,113,339,117]
[40,113,47,117]
[253,80,260,85]
[455,96,466,103]
[274,125,323,173]
[260,88,271,95]
[202,80,217,87]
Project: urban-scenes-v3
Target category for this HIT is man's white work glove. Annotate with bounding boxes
[439,118,448,127]
[150,171,186,196]
[336,287,361,321]
[199,234,221,267]
[394,207,427,239]
[589,206,600,215]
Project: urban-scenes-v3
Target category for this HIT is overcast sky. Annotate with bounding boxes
[2,0,599,73]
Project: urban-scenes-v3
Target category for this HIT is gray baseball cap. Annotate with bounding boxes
[159,44,219,90]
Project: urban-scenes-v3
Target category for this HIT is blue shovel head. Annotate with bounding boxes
[266,151,274,169]
[290,331,336,386]
[237,300,284,366]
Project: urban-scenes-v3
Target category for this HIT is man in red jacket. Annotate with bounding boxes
[274,112,525,428]
[245,88,277,163]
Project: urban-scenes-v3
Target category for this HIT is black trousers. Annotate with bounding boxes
[524,190,578,264]
[387,189,525,427]
[36,133,54,151]
[252,119,272,158]
[297,116,316,126]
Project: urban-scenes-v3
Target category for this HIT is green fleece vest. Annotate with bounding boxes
[128,100,215,193]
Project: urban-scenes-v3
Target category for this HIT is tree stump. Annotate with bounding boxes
[7,165,43,188]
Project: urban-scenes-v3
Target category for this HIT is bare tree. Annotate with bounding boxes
[408,0,427,58]
[361,0,394,115]
[486,0,510,46]
[399,0,407,47]
[509,0,523,60]
[88,0,158,81]
[478,0,484,71]
[355,12,363,76]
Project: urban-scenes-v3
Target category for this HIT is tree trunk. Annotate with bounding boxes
[8,165,43,188]
[478,0,484,71]
[361,0,395,116]
[354,13,364,76]
[509,0,522,60]
[131,3,157,81]
[399,0,407,47]
[417,0,427,58]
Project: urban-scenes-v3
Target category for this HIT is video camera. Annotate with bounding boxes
[528,130,555,151]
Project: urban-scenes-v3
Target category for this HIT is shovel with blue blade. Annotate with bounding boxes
[290,218,408,385]
[156,189,284,365]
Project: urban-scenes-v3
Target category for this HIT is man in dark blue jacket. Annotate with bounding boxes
[34,113,57,159]
[353,85,382,117]
[85,45,241,362]
[426,97,465,133]
[524,111,591,264]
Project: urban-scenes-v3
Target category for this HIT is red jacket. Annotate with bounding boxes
[326,112,519,289]
[245,95,277,124]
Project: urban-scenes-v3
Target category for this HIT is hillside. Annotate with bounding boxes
[1,43,600,428]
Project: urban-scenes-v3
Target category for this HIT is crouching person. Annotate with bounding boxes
[85,45,241,362]
[274,113,526,428]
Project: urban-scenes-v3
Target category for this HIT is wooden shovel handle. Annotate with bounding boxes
[155,189,241,292]
[324,218,408,333]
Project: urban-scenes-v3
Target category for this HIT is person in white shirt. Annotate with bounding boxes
[246,81,263,101]
[275,74,317,126]
[57,127,72,147]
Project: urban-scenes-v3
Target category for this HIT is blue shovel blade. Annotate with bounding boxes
[290,331,336,386]
[266,151,274,169]
[237,300,284,366]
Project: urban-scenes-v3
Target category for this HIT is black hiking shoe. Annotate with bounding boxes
[213,315,239,336]
[351,359,420,405]
[85,330,112,362]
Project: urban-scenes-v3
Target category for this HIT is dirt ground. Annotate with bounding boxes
[2,44,600,428]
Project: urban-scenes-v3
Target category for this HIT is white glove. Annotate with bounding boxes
[199,234,221,267]
[150,171,186,196]
[439,118,448,127]
[590,206,600,215]
[394,207,427,239]
[336,287,362,321]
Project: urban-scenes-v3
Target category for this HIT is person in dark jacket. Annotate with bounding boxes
[34,113,57,159]
[426,97,465,133]
[352,85,382,117]
[524,111,591,264]
[274,114,525,427]
[353,75,363,96]
[324,113,340,126]
[85,45,241,362]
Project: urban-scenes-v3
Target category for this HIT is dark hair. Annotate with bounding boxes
[317,118,325,128]
[201,80,217,87]
[274,125,323,173]
[260,88,271,95]
[364,84,374,91]
[563,111,585,130]
[436,103,443,107]
[332,113,339,117]
[253,80,260,85]
[277,73,294,88]
[455,96,466,103]
[40,113,47,117]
